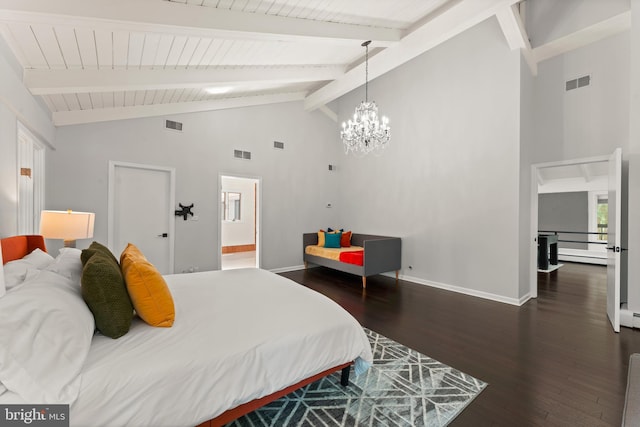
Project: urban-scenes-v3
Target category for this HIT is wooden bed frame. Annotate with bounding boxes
[1,234,354,426]
[303,232,402,289]
[198,363,351,427]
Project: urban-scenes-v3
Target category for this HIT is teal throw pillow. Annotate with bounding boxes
[324,232,342,248]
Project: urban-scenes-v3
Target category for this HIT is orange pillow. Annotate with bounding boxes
[317,230,326,246]
[341,231,352,247]
[120,243,175,327]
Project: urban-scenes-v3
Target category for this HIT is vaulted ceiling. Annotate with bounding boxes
[0,0,630,126]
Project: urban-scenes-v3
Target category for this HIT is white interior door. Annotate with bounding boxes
[607,148,622,332]
[17,124,45,235]
[109,162,175,274]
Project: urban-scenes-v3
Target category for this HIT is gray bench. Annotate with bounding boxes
[303,232,401,289]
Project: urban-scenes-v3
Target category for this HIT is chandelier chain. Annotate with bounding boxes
[365,42,368,102]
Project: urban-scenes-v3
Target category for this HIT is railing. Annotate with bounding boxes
[538,230,607,245]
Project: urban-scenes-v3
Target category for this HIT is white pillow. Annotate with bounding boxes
[44,248,83,285]
[0,243,5,298]
[0,270,94,404]
[3,260,40,291]
[23,248,54,269]
[2,248,55,291]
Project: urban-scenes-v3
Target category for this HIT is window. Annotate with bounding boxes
[596,195,608,241]
[221,192,241,221]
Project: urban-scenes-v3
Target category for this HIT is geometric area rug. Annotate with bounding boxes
[228,328,487,426]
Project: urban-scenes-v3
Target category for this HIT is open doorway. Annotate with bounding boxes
[219,175,260,270]
[530,149,623,332]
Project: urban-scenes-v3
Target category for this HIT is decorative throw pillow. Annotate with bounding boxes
[120,243,175,327]
[340,231,352,247]
[81,252,133,339]
[317,230,326,247]
[324,231,342,248]
[81,241,119,266]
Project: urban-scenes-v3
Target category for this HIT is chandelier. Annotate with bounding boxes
[341,40,390,156]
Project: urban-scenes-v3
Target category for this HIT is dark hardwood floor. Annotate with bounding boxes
[281,262,640,426]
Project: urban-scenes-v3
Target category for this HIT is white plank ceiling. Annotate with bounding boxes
[0,0,629,126]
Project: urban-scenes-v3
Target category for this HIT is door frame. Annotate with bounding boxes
[530,153,612,299]
[218,173,261,269]
[108,161,176,273]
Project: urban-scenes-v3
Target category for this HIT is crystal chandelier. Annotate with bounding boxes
[341,40,390,156]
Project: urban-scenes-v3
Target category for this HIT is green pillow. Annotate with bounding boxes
[81,241,119,266]
[81,252,133,339]
[324,231,342,248]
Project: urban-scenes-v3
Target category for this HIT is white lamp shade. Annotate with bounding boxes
[40,210,95,240]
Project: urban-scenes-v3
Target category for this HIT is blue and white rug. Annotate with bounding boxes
[229,328,487,426]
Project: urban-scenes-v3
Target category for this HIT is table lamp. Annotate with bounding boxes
[40,210,95,248]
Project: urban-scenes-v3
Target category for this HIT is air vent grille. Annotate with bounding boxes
[566,75,591,91]
[165,119,183,131]
[274,141,285,150]
[234,150,252,160]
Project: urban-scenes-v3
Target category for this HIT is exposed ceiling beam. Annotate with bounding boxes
[304,0,520,111]
[533,11,631,64]
[495,3,537,75]
[25,66,345,95]
[537,169,545,186]
[317,105,338,123]
[53,91,306,126]
[580,164,592,183]
[0,0,400,46]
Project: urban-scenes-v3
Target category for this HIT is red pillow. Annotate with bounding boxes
[340,231,352,247]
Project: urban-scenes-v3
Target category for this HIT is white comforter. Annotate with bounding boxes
[69,268,371,427]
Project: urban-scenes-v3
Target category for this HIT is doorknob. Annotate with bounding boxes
[157,233,168,238]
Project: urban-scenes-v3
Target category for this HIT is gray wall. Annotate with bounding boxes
[49,102,341,273]
[519,54,536,299]
[538,192,589,250]
[627,0,640,311]
[335,17,523,302]
[532,31,630,164]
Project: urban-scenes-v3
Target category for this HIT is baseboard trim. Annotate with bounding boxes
[270,265,306,274]
[222,244,256,254]
[397,273,525,306]
[281,267,526,306]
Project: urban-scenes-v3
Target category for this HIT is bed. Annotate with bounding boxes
[303,232,402,289]
[0,235,373,427]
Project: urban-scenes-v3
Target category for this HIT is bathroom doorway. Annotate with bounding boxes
[219,175,260,270]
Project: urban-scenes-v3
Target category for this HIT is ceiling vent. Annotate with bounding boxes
[165,119,183,131]
[234,150,251,160]
[566,75,591,92]
[273,141,285,150]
